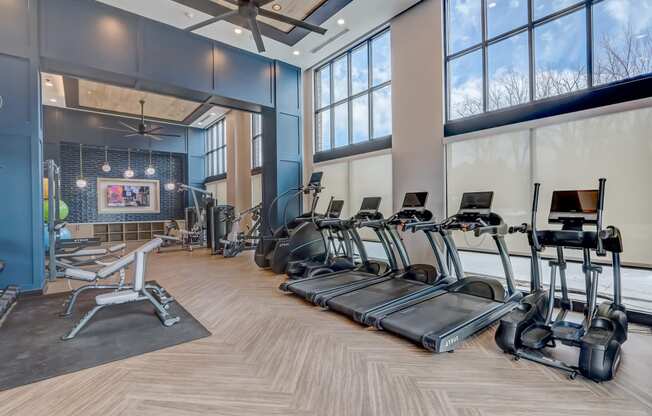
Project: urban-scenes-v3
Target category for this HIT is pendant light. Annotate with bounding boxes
[164,152,176,191]
[145,147,156,176]
[101,146,111,173]
[124,148,135,178]
[75,143,88,189]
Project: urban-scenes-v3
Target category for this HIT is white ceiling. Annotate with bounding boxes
[98,0,420,69]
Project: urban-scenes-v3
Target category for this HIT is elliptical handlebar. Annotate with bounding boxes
[596,178,607,256]
[508,223,529,234]
[530,183,542,252]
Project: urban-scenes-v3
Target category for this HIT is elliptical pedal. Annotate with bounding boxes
[520,324,554,349]
[551,321,585,344]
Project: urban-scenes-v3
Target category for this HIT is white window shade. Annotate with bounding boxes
[206,179,228,205]
[534,106,652,266]
[251,174,262,207]
[447,130,532,254]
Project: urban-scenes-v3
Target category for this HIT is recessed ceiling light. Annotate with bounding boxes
[337,18,345,26]
[198,122,203,125]
[293,50,300,56]
[488,2,497,8]
[635,33,648,39]
[49,98,57,103]
[272,4,282,11]
[45,79,53,87]
[210,112,216,116]
[185,11,194,19]
[234,27,243,35]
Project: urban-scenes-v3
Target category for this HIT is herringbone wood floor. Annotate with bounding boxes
[1,249,651,416]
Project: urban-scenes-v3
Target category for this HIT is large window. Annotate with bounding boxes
[315,30,392,153]
[445,0,652,122]
[206,118,226,178]
[251,113,262,170]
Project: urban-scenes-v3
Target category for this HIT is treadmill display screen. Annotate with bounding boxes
[360,197,381,212]
[327,200,345,218]
[402,192,428,209]
[549,190,598,223]
[459,192,493,210]
[308,172,323,187]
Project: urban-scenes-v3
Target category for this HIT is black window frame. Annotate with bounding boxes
[444,0,652,137]
[313,28,393,162]
[205,118,227,181]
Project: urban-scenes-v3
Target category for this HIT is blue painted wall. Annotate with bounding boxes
[0,0,302,292]
[59,143,186,223]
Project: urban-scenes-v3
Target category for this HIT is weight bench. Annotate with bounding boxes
[62,238,180,340]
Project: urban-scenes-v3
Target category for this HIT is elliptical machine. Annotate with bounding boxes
[254,172,326,273]
[495,179,627,381]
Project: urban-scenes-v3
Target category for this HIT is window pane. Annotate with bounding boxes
[448,49,483,120]
[488,31,530,111]
[212,152,218,176]
[487,0,527,38]
[211,126,217,150]
[316,66,331,108]
[333,56,348,102]
[593,0,652,86]
[448,0,482,54]
[534,10,588,100]
[351,44,369,94]
[351,95,369,143]
[372,86,392,138]
[371,31,391,86]
[534,0,582,20]
[316,110,331,152]
[333,103,349,148]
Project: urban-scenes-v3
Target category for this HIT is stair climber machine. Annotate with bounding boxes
[285,197,388,280]
[364,191,523,352]
[495,179,627,381]
[255,172,326,273]
[280,192,438,307]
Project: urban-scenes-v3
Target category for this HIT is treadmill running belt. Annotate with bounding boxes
[379,292,498,344]
[326,279,432,322]
[286,271,379,300]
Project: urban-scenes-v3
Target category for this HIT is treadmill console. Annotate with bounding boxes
[395,192,432,222]
[326,200,345,219]
[548,190,598,225]
[356,197,383,219]
[448,191,503,231]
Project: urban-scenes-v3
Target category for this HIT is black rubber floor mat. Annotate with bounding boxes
[0,285,211,392]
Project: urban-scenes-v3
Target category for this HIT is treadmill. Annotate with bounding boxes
[315,197,459,323]
[280,193,436,305]
[366,192,523,352]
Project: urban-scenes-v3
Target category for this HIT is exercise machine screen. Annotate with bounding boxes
[327,200,345,218]
[359,197,382,213]
[549,190,598,223]
[459,192,493,213]
[308,172,324,187]
[402,192,428,209]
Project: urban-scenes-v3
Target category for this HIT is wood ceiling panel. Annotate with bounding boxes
[211,0,326,33]
[77,79,202,122]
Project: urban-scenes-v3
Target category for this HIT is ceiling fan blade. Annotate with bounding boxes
[255,0,276,5]
[99,126,134,133]
[247,16,266,53]
[257,9,328,35]
[124,133,141,137]
[149,133,182,138]
[185,10,239,32]
[146,126,163,134]
[145,134,164,141]
[118,121,139,132]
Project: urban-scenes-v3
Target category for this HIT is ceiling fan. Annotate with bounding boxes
[184,0,328,53]
[99,100,182,141]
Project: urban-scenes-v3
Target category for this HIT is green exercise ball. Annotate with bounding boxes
[43,200,69,222]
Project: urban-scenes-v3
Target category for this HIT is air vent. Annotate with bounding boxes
[310,28,350,54]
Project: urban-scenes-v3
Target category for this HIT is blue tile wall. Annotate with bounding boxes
[59,143,185,223]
